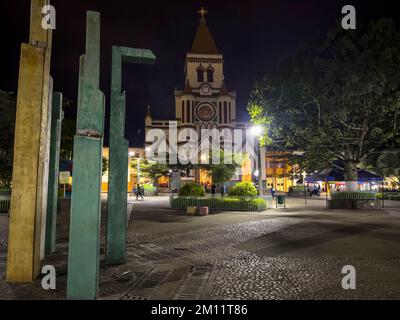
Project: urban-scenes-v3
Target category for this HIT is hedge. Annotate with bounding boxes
[331,191,377,200]
[228,181,257,198]
[179,183,205,197]
[170,196,267,212]
[377,193,400,201]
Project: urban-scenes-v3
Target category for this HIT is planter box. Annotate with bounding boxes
[186,207,197,215]
[198,207,209,216]
[327,199,382,210]
[170,195,268,212]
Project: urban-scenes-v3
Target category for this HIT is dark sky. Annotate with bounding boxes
[1,0,399,146]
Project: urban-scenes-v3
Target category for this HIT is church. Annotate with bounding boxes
[145,8,254,185]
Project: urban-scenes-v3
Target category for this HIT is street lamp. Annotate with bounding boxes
[251,125,263,137]
[168,169,172,190]
[251,125,264,196]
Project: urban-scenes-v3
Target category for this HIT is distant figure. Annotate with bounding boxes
[288,186,294,196]
[129,183,136,197]
[211,184,216,197]
[203,183,208,194]
[136,184,144,200]
[270,187,276,198]
[221,184,226,198]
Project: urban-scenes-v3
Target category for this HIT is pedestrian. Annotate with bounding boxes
[211,184,216,197]
[136,183,144,200]
[270,186,276,198]
[221,184,226,198]
[129,183,136,197]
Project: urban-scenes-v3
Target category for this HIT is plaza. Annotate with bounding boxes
[1,0,400,303]
[1,196,400,300]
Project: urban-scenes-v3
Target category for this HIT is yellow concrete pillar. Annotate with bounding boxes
[7,0,53,282]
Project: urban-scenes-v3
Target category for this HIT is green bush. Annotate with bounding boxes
[331,191,376,200]
[170,196,267,212]
[377,193,400,201]
[143,184,156,192]
[179,183,205,197]
[228,181,257,199]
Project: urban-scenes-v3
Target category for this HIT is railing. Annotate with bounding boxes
[169,194,272,212]
[0,195,11,214]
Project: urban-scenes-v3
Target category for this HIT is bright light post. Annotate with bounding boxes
[251,126,264,196]
[168,169,172,190]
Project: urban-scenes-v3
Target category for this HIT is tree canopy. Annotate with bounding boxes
[248,19,400,189]
[0,90,16,187]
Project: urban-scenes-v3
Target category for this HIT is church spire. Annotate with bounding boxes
[197,7,208,23]
[191,8,219,54]
[145,105,152,119]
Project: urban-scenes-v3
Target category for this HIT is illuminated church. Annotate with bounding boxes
[145,8,253,184]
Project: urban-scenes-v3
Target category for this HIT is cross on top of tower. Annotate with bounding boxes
[197,7,208,22]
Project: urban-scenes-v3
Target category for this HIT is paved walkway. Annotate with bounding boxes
[1,197,400,299]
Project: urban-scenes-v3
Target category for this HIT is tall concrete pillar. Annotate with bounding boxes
[7,0,53,283]
[67,11,105,300]
[45,92,63,254]
[106,47,155,265]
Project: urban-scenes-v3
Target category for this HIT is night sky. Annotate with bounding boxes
[1,0,399,146]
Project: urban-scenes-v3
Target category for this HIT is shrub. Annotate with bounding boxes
[228,181,257,198]
[331,191,376,200]
[179,183,205,197]
[143,184,156,192]
[170,196,267,211]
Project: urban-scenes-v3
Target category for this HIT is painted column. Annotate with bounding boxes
[7,0,53,283]
[67,11,105,300]
[45,92,63,254]
[106,46,156,264]
[106,46,155,265]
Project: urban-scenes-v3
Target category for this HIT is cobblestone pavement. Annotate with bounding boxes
[1,197,400,300]
[126,198,400,300]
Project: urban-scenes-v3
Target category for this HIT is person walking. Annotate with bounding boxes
[136,183,144,200]
[211,184,216,198]
[221,184,226,198]
[270,186,276,198]
[129,183,136,197]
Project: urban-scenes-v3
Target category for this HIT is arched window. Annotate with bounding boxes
[223,101,228,124]
[186,100,191,123]
[206,68,214,83]
[197,67,204,82]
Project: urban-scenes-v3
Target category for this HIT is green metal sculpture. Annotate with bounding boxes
[106,46,156,265]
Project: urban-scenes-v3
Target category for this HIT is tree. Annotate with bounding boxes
[249,19,400,191]
[130,158,169,186]
[60,98,76,160]
[102,157,108,175]
[201,151,241,186]
[0,90,16,188]
[376,151,400,188]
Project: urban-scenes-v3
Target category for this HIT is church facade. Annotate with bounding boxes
[145,10,254,184]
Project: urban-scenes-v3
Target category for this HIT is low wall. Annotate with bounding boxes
[327,199,382,210]
[169,195,269,212]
